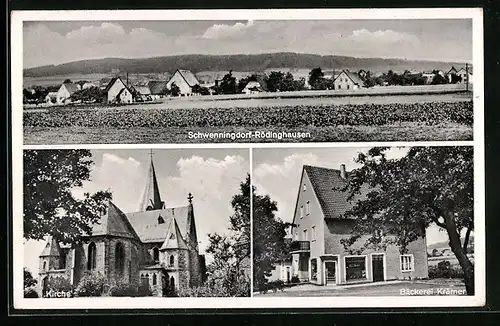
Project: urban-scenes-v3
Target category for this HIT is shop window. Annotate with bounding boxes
[345,256,367,281]
[310,258,317,280]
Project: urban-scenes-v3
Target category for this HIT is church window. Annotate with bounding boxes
[158,215,165,224]
[169,255,175,266]
[153,247,159,262]
[87,242,96,270]
[115,242,125,275]
[140,273,148,286]
[43,261,47,270]
[60,250,67,269]
[152,274,157,285]
[170,276,175,289]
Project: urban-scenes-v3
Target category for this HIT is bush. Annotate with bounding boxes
[290,275,300,284]
[47,275,73,292]
[24,287,39,298]
[109,283,137,297]
[137,283,153,297]
[74,271,106,297]
[428,260,465,279]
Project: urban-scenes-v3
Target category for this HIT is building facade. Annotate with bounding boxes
[289,165,428,286]
[166,69,200,96]
[38,158,206,296]
[333,70,365,90]
[56,82,81,104]
[104,77,133,104]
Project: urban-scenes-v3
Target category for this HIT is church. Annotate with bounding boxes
[38,155,206,296]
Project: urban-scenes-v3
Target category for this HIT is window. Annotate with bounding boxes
[140,273,148,286]
[169,255,175,266]
[303,229,308,241]
[170,276,175,289]
[87,242,96,270]
[300,205,304,218]
[310,258,318,280]
[152,273,157,285]
[400,255,414,272]
[345,256,367,281]
[59,251,66,269]
[311,226,316,241]
[303,184,307,192]
[152,247,159,262]
[158,215,165,224]
[294,230,298,241]
[338,85,341,89]
[115,242,125,275]
[306,201,310,215]
[43,261,47,270]
[347,85,350,90]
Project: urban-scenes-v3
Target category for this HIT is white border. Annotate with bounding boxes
[11,8,485,309]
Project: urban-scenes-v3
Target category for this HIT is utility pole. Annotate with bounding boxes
[465,63,469,92]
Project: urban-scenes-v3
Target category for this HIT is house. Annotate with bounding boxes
[289,164,428,285]
[242,81,264,94]
[56,82,81,104]
[456,67,473,84]
[103,77,133,104]
[38,157,206,297]
[422,72,436,84]
[333,70,365,90]
[44,92,58,104]
[147,81,169,100]
[82,81,99,90]
[166,69,200,96]
[132,86,152,102]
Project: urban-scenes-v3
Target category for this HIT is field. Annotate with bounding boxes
[23,93,473,144]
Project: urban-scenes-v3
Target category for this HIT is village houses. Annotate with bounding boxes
[55,82,81,104]
[285,164,428,285]
[103,77,133,104]
[38,157,206,297]
[166,69,201,96]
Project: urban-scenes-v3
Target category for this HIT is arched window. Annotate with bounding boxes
[115,242,125,275]
[87,242,96,270]
[169,255,175,266]
[152,273,157,285]
[43,261,47,270]
[157,215,164,224]
[153,247,159,262]
[170,276,175,289]
[140,273,148,286]
[60,251,67,269]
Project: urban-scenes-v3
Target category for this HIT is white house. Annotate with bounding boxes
[456,68,473,84]
[56,82,81,104]
[333,70,365,90]
[166,69,200,96]
[104,77,133,104]
[45,92,58,104]
[242,81,264,94]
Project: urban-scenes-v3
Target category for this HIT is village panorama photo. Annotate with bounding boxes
[252,146,476,298]
[18,14,475,145]
[21,148,251,299]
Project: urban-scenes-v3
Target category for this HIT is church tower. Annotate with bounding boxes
[139,152,165,211]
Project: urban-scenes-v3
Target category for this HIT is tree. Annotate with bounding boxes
[431,74,448,85]
[24,268,37,288]
[340,147,474,294]
[24,150,112,244]
[252,184,289,289]
[199,174,251,297]
[217,71,237,94]
[70,86,104,103]
[450,74,463,84]
[308,67,325,90]
[237,74,258,93]
[265,71,285,92]
[63,79,72,84]
[170,83,180,97]
[191,84,210,96]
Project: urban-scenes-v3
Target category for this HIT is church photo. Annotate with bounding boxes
[23,148,251,298]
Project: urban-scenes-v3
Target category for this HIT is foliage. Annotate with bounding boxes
[47,275,73,292]
[23,86,49,104]
[215,71,237,94]
[237,74,258,93]
[191,84,210,95]
[63,79,72,84]
[74,271,106,297]
[24,268,37,288]
[69,86,104,103]
[431,74,448,85]
[23,101,473,129]
[428,261,465,279]
[340,146,474,294]
[253,183,289,290]
[450,74,463,84]
[23,150,112,243]
[109,282,152,297]
[290,275,300,284]
[170,83,180,97]
[24,287,39,298]
[308,67,327,90]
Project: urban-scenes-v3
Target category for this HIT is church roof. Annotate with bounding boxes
[40,236,61,257]
[160,217,189,250]
[139,159,165,212]
[91,201,141,240]
[126,205,190,243]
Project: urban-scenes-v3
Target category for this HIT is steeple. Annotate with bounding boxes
[139,150,165,211]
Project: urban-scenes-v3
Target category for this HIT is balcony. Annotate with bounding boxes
[290,240,310,253]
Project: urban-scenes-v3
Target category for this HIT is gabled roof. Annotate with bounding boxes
[40,236,61,257]
[176,69,200,87]
[134,86,151,95]
[103,77,131,94]
[303,165,369,220]
[91,201,140,240]
[243,81,263,91]
[117,88,130,98]
[126,206,190,243]
[160,218,189,250]
[334,70,365,86]
[61,82,80,95]
[139,159,165,212]
[148,81,168,95]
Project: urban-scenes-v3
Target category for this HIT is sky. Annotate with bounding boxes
[24,148,250,275]
[23,19,472,68]
[253,147,451,246]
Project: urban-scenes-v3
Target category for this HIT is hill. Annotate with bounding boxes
[23,52,465,77]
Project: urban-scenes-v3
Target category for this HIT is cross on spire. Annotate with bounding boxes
[188,193,193,203]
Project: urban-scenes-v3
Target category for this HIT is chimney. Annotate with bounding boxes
[340,164,346,179]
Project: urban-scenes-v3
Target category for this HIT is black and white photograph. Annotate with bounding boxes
[252,146,475,298]
[20,17,474,144]
[22,148,250,300]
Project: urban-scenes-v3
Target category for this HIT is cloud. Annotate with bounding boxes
[347,28,420,45]
[202,20,254,39]
[66,22,126,44]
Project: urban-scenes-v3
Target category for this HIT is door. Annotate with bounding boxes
[324,262,336,285]
[372,254,384,282]
[286,267,290,283]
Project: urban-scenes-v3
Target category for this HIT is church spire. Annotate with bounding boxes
[139,150,165,211]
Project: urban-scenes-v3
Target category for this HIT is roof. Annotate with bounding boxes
[103,77,120,93]
[335,70,365,86]
[148,81,168,95]
[139,160,164,212]
[175,69,200,87]
[303,165,370,220]
[126,205,190,243]
[91,201,140,240]
[62,82,80,95]
[40,236,61,257]
[134,86,151,95]
[243,81,263,91]
[160,218,189,250]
